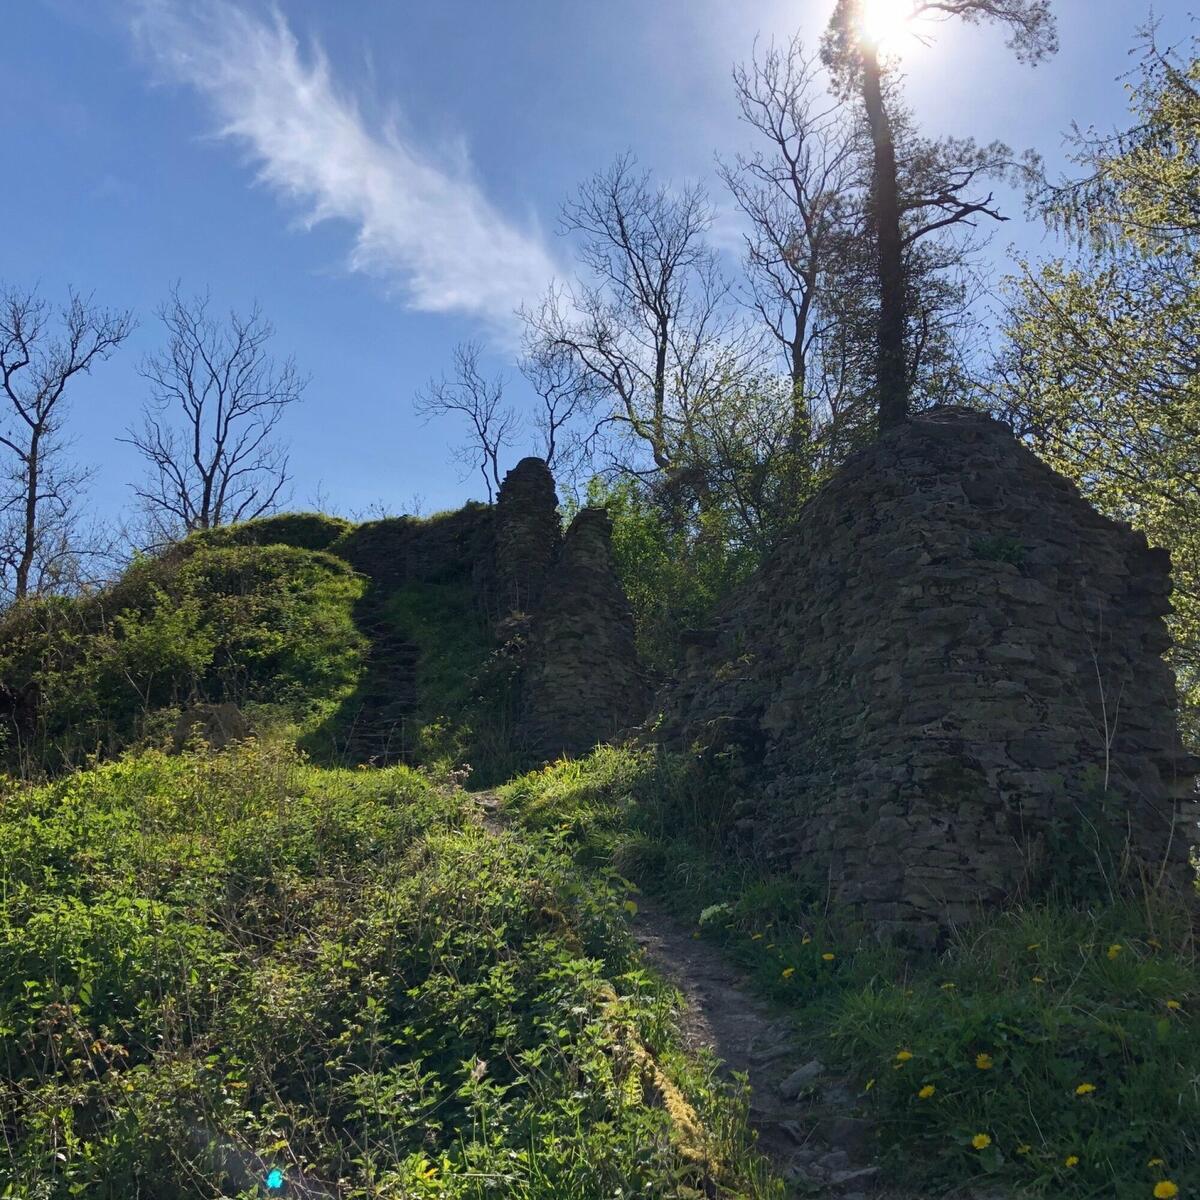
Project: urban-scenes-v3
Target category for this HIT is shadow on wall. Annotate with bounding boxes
[649,407,1199,943]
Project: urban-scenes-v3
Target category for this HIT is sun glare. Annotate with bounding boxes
[856,0,917,50]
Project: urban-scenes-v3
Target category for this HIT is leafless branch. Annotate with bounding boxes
[124,287,304,540]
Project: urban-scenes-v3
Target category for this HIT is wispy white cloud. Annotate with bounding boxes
[131,0,558,335]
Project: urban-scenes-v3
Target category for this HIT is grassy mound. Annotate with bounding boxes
[0,543,365,772]
[187,512,354,553]
[0,741,777,1199]
[503,747,1200,1199]
[0,504,516,778]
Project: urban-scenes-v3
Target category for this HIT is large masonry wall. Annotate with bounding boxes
[654,409,1197,941]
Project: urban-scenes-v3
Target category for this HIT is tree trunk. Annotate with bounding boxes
[860,44,908,431]
[14,434,39,601]
[788,329,812,457]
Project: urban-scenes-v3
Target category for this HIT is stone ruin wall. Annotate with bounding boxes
[655,409,1198,942]
[519,506,649,759]
[492,459,647,760]
[494,457,563,615]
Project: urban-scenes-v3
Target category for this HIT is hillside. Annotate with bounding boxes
[1,431,1198,1199]
[0,508,507,781]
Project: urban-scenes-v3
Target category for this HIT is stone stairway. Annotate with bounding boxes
[342,592,422,765]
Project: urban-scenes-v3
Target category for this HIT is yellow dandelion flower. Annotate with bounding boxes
[781,966,796,979]
[940,982,957,990]
[1149,1158,1166,1168]
[822,952,836,962]
[1166,1000,1181,1011]
[1064,1155,1079,1168]
[1016,1144,1032,1155]
[1154,1184,1179,1199]
[1107,943,1123,960]
[1075,1082,1096,1096]
[1027,943,1041,951]
[801,934,812,944]
[918,1084,936,1099]
[971,1133,992,1150]
[975,1053,994,1070]
[895,1049,914,1062]
[751,932,763,940]
[1032,975,1046,984]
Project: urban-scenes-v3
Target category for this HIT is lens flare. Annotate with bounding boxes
[857,0,916,49]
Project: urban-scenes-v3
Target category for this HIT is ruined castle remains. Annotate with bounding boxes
[493,458,647,759]
[653,409,1197,941]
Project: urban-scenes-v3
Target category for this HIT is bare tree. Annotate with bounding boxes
[0,286,133,602]
[127,288,304,539]
[518,338,599,479]
[414,341,521,502]
[822,0,1058,429]
[524,155,761,496]
[720,36,864,451]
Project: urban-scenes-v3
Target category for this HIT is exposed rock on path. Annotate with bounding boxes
[631,898,880,1197]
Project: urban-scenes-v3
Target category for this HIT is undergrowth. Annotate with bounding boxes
[0,543,365,773]
[502,746,1200,1199]
[0,740,777,1199]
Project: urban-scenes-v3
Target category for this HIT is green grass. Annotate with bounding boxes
[0,542,366,774]
[0,740,779,1199]
[502,746,1200,1199]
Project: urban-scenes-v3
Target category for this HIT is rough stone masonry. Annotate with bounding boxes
[493,458,647,760]
[653,408,1199,942]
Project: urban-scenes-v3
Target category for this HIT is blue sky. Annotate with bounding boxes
[2,0,1193,520]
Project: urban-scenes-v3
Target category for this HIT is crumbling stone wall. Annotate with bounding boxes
[495,458,561,615]
[334,504,495,595]
[654,408,1198,942]
[520,507,648,759]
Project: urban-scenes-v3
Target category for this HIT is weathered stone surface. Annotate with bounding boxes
[172,702,250,752]
[651,407,1198,940]
[520,507,648,759]
[495,457,561,615]
[778,1059,824,1098]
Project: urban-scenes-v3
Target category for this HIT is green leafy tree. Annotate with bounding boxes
[574,477,758,674]
[996,34,1200,740]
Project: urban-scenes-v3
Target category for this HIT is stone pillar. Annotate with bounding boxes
[520,507,648,759]
[494,457,561,616]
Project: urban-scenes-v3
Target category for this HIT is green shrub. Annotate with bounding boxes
[0,544,365,771]
[576,480,757,675]
[0,743,776,1198]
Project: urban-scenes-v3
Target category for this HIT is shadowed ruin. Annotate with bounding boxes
[519,506,649,759]
[653,408,1198,940]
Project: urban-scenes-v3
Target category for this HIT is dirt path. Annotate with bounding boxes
[472,791,1005,1199]
[631,898,880,1197]
[472,792,877,1196]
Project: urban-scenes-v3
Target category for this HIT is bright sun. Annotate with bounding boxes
[856,0,917,49]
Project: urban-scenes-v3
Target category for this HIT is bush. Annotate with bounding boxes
[0,544,365,771]
[0,743,776,1198]
[576,480,757,675]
